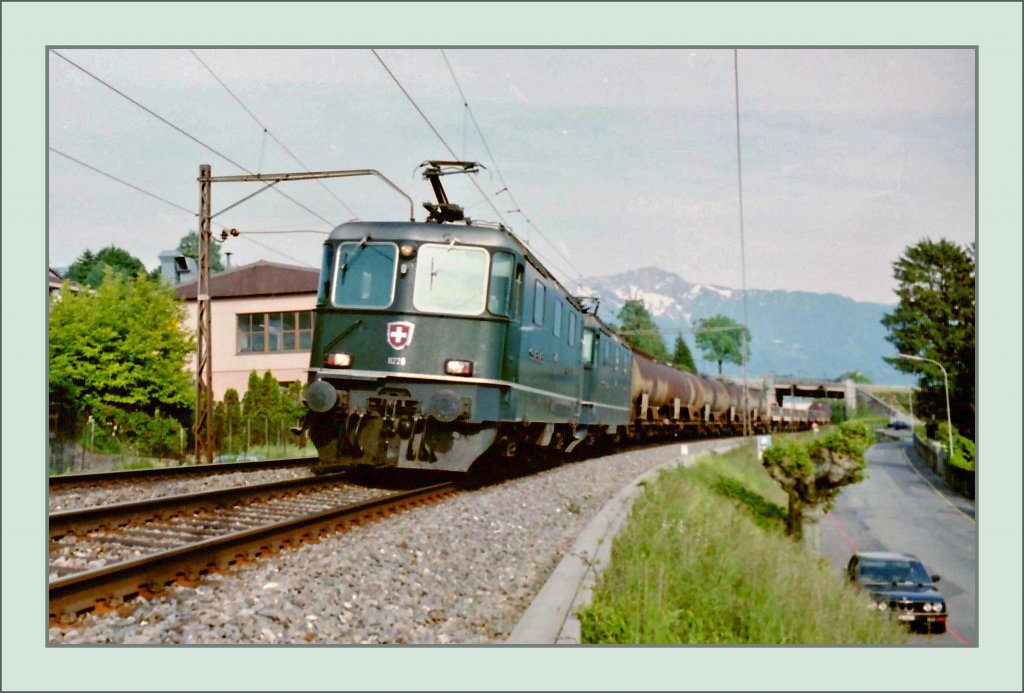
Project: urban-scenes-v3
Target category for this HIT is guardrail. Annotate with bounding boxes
[913,432,974,500]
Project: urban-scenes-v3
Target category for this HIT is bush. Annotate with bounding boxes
[937,422,975,470]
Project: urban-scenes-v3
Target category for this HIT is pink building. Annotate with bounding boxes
[176,261,319,401]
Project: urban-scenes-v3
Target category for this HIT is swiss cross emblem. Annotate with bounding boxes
[386,321,415,350]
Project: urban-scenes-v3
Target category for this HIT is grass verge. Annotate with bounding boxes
[577,444,906,644]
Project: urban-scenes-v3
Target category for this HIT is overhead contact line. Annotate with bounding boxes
[189,49,360,221]
[50,50,336,230]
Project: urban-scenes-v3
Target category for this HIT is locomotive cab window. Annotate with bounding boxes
[333,241,398,308]
[582,329,596,366]
[413,244,488,316]
[487,252,515,316]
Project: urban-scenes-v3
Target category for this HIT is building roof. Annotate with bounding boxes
[175,260,319,301]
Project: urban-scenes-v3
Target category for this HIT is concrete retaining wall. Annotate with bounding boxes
[913,432,975,500]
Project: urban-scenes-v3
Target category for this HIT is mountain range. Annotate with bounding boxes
[579,266,911,385]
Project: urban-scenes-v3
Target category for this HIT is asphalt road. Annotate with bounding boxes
[818,432,977,646]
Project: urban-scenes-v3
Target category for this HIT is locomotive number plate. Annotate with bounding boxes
[387,356,407,366]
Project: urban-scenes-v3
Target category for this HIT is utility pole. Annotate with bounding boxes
[191,164,413,465]
[195,164,214,464]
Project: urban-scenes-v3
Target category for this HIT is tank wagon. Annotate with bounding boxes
[298,161,824,473]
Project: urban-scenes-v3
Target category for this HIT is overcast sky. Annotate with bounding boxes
[48,48,975,304]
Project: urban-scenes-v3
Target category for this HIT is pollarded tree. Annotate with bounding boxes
[762,422,872,546]
[616,299,669,361]
[694,314,751,375]
[671,335,697,373]
[881,238,975,439]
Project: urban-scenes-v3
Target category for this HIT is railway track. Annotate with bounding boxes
[49,456,316,490]
[49,474,456,621]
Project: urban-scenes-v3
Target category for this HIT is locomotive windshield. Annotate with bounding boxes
[413,244,488,315]
[332,241,398,308]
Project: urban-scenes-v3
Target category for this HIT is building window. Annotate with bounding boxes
[237,311,313,354]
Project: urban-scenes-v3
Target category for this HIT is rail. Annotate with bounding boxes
[48,456,315,488]
[49,482,455,619]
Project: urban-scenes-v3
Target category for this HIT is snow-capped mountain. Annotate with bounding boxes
[579,266,910,385]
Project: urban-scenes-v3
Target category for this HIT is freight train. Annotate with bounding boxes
[298,161,829,473]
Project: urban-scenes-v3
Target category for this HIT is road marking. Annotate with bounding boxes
[947,623,971,645]
[827,512,859,554]
[899,446,975,524]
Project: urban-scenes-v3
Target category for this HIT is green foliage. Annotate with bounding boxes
[65,246,147,289]
[48,373,81,441]
[762,438,814,483]
[616,299,668,360]
[762,422,871,533]
[49,269,195,458]
[838,370,872,384]
[882,239,975,439]
[234,371,304,450]
[178,231,225,273]
[578,448,905,644]
[213,388,244,454]
[670,335,696,373]
[694,314,750,375]
[936,422,975,470]
[829,401,847,423]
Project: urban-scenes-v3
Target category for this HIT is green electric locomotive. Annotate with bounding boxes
[300,162,630,472]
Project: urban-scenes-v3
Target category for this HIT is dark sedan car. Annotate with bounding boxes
[847,551,947,634]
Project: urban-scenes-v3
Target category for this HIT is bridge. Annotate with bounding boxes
[722,376,857,413]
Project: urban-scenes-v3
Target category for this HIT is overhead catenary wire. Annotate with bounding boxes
[50,147,315,268]
[51,147,197,220]
[371,50,588,280]
[188,49,360,221]
[439,50,585,290]
[50,50,337,231]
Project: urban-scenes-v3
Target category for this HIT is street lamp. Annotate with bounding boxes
[897,353,955,464]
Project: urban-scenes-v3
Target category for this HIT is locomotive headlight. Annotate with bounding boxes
[923,603,933,612]
[399,243,417,258]
[933,602,944,613]
[877,602,888,611]
[306,380,338,413]
[326,352,352,368]
[444,359,473,376]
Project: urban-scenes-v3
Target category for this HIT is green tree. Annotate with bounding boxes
[616,299,669,361]
[881,239,975,439]
[178,230,225,273]
[49,268,194,445]
[762,422,871,545]
[694,315,751,375]
[670,335,697,373]
[65,245,147,289]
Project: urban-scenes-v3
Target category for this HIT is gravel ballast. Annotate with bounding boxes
[49,445,687,644]
[48,468,314,513]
